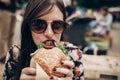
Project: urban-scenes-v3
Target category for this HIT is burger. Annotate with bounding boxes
[30,40,68,77]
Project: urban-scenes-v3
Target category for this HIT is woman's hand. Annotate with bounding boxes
[20,67,36,80]
[20,60,74,80]
[50,60,75,80]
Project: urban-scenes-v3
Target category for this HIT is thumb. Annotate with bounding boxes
[36,63,49,80]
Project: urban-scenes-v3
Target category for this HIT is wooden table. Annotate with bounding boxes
[83,54,120,80]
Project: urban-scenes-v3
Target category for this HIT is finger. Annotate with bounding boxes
[36,63,49,79]
[61,60,75,68]
[49,76,60,80]
[21,67,36,75]
[49,76,56,80]
[53,68,73,77]
[49,76,72,80]
[20,73,36,80]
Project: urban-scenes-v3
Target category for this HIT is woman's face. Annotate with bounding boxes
[31,6,64,46]
[99,9,107,16]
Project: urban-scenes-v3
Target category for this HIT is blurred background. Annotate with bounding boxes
[0,0,120,80]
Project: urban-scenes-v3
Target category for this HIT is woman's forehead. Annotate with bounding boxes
[37,5,63,21]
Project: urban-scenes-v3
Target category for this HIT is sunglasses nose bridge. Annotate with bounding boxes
[44,22,54,37]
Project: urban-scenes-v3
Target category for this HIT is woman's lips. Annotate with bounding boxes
[43,40,55,49]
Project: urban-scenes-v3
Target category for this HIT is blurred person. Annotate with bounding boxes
[98,6,113,31]
[93,7,113,47]
[87,7,113,37]
[0,0,28,10]
[0,0,28,63]
[83,43,98,55]
[3,0,84,80]
[85,7,113,55]
[0,0,11,5]
[66,0,82,23]
[86,9,95,19]
[63,0,71,7]
[0,0,13,63]
[0,0,20,12]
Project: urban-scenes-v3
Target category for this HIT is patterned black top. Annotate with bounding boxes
[3,42,84,80]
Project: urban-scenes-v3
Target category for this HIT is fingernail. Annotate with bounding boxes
[50,76,54,79]
[73,67,75,69]
[53,68,56,71]
[61,61,64,65]
[67,66,71,69]
[64,74,67,77]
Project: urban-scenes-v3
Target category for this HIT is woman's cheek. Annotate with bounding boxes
[31,32,43,45]
[54,34,62,42]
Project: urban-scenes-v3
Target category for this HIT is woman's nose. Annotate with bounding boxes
[44,24,54,38]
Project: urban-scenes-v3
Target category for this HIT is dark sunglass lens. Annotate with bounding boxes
[52,21,65,33]
[31,19,47,33]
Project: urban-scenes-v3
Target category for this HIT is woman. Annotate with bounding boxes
[3,0,84,80]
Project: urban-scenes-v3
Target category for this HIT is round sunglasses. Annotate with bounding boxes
[30,19,68,34]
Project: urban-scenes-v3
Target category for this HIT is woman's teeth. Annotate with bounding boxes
[44,40,55,49]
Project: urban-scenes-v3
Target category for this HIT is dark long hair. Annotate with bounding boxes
[15,0,67,79]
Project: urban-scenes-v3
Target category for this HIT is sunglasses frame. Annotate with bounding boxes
[29,19,69,34]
